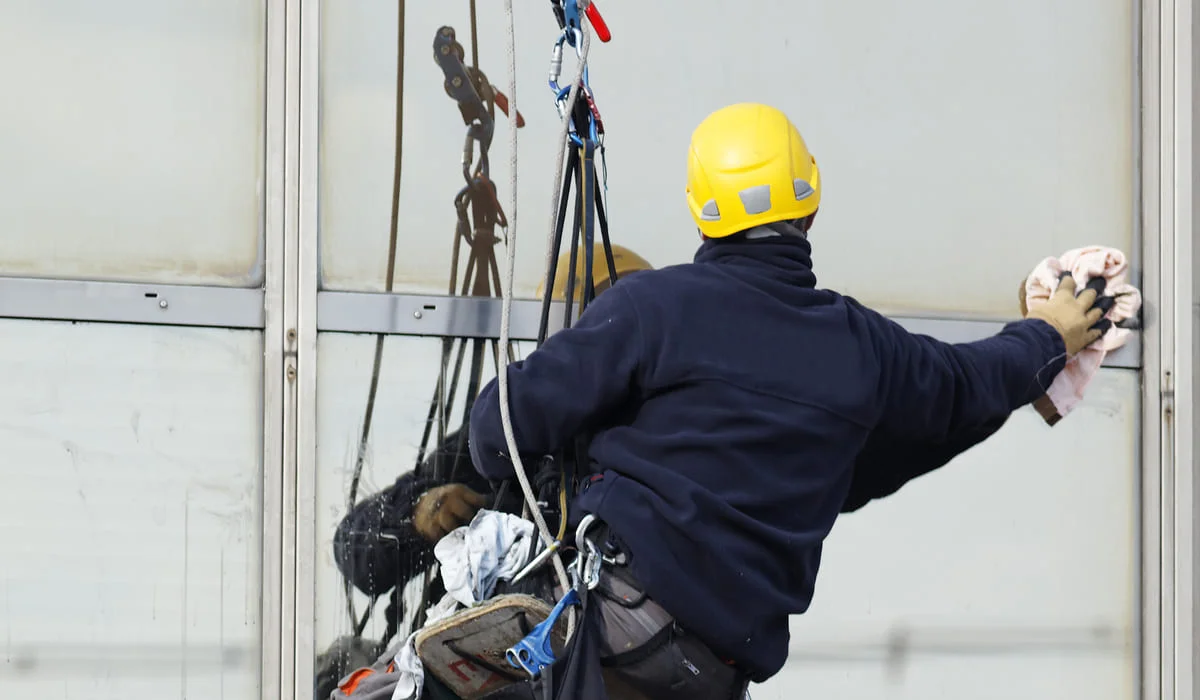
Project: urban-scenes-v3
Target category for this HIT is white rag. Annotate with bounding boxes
[390,593,461,700]
[390,509,536,700]
[435,509,537,607]
[1022,246,1142,424]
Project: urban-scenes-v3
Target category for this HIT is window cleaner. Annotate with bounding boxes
[472,93,1114,699]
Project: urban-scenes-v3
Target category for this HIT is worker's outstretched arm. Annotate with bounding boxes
[869,313,1066,441]
[870,274,1103,440]
[469,284,644,480]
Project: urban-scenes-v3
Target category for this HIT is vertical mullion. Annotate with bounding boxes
[1139,0,1163,697]
[280,0,303,697]
[261,0,289,697]
[293,0,322,695]
[1168,0,1197,695]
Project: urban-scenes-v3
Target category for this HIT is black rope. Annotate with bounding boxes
[343,0,407,634]
[536,97,618,343]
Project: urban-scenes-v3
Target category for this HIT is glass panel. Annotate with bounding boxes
[314,333,533,674]
[760,369,1138,698]
[318,0,1134,315]
[0,320,263,698]
[0,1,266,286]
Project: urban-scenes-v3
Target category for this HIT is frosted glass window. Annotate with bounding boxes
[761,370,1137,699]
[0,1,266,286]
[319,1,1134,316]
[0,320,263,699]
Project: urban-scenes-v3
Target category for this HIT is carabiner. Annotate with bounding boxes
[565,515,604,590]
[548,29,584,95]
[581,539,603,590]
[548,38,564,94]
[574,514,596,550]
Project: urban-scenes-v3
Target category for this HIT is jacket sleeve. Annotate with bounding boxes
[333,469,438,597]
[469,285,644,481]
[840,415,1009,513]
[332,427,487,597]
[867,311,1066,442]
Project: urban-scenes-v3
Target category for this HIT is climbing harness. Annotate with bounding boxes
[503,517,606,679]
[494,0,624,679]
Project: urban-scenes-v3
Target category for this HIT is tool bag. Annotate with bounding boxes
[328,544,746,700]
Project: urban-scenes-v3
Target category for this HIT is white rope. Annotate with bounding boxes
[498,0,594,639]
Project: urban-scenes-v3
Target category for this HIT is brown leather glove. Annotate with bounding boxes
[413,483,488,543]
[1025,274,1105,355]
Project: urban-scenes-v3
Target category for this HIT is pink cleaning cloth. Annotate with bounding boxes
[1022,246,1142,425]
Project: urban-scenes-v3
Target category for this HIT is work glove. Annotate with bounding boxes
[412,483,488,543]
[1023,273,1114,355]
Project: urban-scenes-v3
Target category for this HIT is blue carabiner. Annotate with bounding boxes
[562,0,582,47]
[505,587,581,678]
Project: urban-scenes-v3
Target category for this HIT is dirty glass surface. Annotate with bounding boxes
[313,334,534,658]
[312,0,1140,696]
[0,320,263,699]
[0,0,265,286]
[318,0,1134,316]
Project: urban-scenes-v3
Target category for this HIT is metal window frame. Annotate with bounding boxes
[0,280,1145,370]
[293,0,321,696]
[261,0,288,698]
[1139,2,1162,696]
[278,1,305,698]
[0,277,265,329]
[313,291,1143,369]
[1141,3,1199,700]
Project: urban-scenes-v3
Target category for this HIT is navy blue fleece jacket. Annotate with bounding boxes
[468,235,1066,682]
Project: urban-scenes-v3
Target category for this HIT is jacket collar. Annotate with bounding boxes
[693,223,818,288]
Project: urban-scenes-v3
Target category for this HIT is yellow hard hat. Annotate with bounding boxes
[685,103,822,239]
[536,243,654,301]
